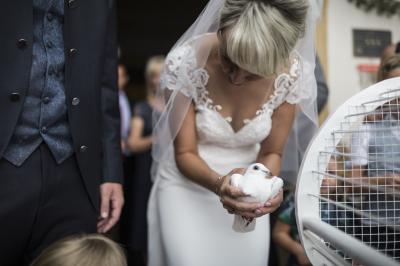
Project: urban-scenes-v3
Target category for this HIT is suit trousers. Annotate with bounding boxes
[0,144,98,266]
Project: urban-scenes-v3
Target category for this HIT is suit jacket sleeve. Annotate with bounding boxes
[101,0,123,184]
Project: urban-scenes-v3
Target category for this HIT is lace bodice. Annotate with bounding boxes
[161,38,309,150]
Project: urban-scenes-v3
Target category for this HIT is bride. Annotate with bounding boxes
[148,0,319,265]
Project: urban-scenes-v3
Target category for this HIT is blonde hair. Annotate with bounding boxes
[219,0,308,77]
[378,54,400,81]
[145,55,165,82]
[31,234,127,266]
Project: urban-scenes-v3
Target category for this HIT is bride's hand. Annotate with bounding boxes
[257,189,283,217]
[218,168,265,219]
[217,168,284,218]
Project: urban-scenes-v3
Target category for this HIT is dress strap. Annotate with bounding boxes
[257,54,302,115]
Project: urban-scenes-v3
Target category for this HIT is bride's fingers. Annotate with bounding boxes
[221,196,262,213]
[251,191,284,216]
[233,191,284,217]
[222,204,254,217]
[264,190,283,208]
[235,211,258,218]
[244,204,281,217]
[253,205,280,216]
[220,176,247,198]
[225,185,247,198]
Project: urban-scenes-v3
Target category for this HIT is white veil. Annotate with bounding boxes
[152,0,321,184]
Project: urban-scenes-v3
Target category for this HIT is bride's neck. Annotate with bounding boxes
[207,41,222,66]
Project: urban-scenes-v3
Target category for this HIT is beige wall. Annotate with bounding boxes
[316,0,329,123]
[316,0,328,78]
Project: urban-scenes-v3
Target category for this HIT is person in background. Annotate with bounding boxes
[378,54,400,81]
[31,234,127,266]
[118,64,132,153]
[344,55,400,260]
[127,56,164,153]
[316,56,400,262]
[363,54,400,122]
[381,41,400,63]
[120,55,164,266]
[273,194,311,266]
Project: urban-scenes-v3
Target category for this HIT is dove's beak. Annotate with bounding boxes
[262,170,271,177]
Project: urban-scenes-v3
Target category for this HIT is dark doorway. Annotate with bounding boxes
[117,0,209,99]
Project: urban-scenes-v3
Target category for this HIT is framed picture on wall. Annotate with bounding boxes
[353,29,392,58]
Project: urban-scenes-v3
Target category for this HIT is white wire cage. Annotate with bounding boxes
[296,77,400,266]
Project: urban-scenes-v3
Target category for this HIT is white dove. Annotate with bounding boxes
[230,163,284,232]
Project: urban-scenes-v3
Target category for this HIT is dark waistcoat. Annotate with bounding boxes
[3,0,73,166]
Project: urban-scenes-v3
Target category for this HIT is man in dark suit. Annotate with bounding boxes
[0,0,124,265]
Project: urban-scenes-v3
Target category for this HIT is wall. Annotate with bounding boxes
[326,0,400,110]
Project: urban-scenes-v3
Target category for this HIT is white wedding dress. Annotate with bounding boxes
[148,34,305,266]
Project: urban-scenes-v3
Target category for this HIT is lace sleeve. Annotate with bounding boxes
[285,54,313,105]
[270,54,313,109]
[160,44,204,99]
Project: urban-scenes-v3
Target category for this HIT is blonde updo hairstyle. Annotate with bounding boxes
[219,0,309,77]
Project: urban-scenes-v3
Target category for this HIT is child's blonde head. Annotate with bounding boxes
[31,234,127,266]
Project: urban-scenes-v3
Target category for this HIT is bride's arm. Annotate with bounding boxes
[174,103,220,192]
[174,102,264,218]
[250,102,296,216]
[257,102,296,175]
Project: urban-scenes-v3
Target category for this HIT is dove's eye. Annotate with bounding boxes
[253,165,259,170]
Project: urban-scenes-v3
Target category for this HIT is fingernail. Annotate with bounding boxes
[265,202,272,207]
[101,212,108,218]
[255,209,261,214]
[257,203,264,208]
